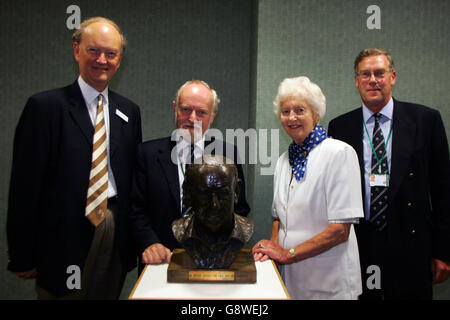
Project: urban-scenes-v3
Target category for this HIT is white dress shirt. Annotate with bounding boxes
[272,138,363,299]
[175,135,205,212]
[362,97,393,219]
[78,76,118,198]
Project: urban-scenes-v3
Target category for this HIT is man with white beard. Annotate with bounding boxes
[130,80,250,274]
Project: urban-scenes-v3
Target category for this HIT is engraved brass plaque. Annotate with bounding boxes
[188,270,235,282]
[167,249,256,283]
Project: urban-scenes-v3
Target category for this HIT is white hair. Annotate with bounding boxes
[273,76,326,120]
[174,80,220,113]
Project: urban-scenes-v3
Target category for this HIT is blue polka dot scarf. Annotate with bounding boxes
[288,125,328,181]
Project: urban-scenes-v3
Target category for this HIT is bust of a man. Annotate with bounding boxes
[172,155,253,269]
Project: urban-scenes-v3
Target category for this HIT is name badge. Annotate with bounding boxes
[115,108,129,122]
[370,174,390,187]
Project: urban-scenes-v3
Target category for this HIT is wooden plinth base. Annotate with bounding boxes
[167,248,256,283]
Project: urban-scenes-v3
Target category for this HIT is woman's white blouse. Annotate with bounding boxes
[273,138,364,300]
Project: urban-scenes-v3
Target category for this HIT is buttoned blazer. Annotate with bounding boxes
[130,136,251,260]
[328,99,450,295]
[7,81,142,295]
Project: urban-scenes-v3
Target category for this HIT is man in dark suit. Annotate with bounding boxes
[7,17,142,299]
[328,48,450,299]
[131,80,250,272]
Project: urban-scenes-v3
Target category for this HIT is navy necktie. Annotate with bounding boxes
[186,144,195,169]
[182,144,196,215]
[369,113,389,231]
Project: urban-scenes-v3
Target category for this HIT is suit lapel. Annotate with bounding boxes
[353,110,366,202]
[67,81,94,146]
[67,83,126,157]
[389,99,416,200]
[158,138,181,212]
[108,92,124,159]
[346,109,365,189]
[350,108,364,177]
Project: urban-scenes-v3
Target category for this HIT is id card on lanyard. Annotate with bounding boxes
[370,172,390,187]
[363,119,392,188]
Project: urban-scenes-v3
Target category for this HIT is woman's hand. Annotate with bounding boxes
[252,240,291,265]
[253,223,352,265]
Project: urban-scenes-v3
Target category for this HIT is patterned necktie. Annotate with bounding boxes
[182,144,196,215]
[188,144,196,165]
[184,144,196,172]
[86,94,108,227]
[369,113,389,231]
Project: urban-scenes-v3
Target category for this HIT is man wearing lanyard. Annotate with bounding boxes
[328,48,450,299]
[130,80,250,274]
[362,99,393,228]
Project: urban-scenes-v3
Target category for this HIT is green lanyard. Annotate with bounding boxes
[363,118,393,173]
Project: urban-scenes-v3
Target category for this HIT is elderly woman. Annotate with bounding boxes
[253,76,363,299]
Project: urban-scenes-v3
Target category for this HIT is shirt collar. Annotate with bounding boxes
[176,134,205,159]
[362,97,394,123]
[78,76,109,106]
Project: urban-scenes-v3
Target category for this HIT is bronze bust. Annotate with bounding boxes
[172,155,253,269]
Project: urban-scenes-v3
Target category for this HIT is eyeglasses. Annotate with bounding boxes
[86,47,119,60]
[357,69,390,81]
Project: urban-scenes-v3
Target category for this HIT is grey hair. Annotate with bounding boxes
[174,80,220,113]
[273,76,326,120]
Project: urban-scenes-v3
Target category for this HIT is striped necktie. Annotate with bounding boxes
[369,113,389,231]
[86,94,108,227]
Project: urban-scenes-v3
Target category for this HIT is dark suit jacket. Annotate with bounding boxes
[7,81,142,295]
[130,136,250,269]
[328,99,450,298]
